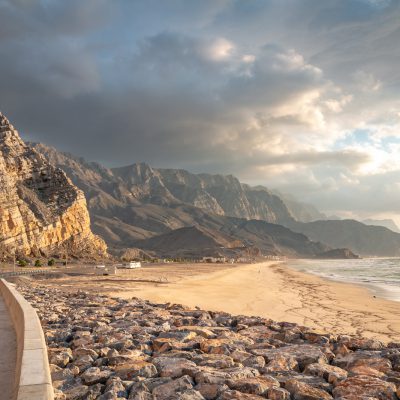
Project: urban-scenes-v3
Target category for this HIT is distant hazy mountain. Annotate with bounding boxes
[31,142,400,257]
[362,218,400,233]
[288,219,400,257]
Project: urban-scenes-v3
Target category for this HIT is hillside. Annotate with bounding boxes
[0,113,107,258]
[132,226,226,258]
[134,221,329,258]
[363,218,400,233]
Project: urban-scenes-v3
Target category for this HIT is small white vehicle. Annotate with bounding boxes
[125,261,141,269]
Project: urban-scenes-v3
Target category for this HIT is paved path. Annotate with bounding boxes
[0,294,17,399]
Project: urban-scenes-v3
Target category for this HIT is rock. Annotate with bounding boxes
[194,369,233,386]
[304,363,348,383]
[333,352,392,373]
[227,376,280,395]
[153,356,197,378]
[339,337,385,351]
[108,355,136,366]
[200,339,235,355]
[333,375,397,399]
[230,350,253,363]
[177,326,217,339]
[159,330,198,341]
[152,375,194,400]
[263,354,299,372]
[267,387,291,400]
[54,389,67,400]
[49,350,73,367]
[129,390,152,400]
[50,364,76,382]
[271,371,332,393]
[242,356,265,369]
[217,390,265,399]
[73,347,98,359]
[176,390,206,400]
[103,376,127,398]
[348,365,386,377]
[193,354,236,369]
[63,385,90,400]
[253,344,327,371]
[113,361,158,379]
[72,355,94,371]
[0,112,107,258]
[285,378,333,399]
[80,367,112,385]
[87,383,103,399]
[195,383,229,400]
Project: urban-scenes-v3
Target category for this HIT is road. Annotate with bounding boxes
[0,293,17,399]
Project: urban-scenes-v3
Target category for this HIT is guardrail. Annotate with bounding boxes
[0,279,54,400]
[0,269,53,279]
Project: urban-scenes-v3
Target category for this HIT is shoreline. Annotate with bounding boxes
[286,258,400,303]
[107,261,400,343]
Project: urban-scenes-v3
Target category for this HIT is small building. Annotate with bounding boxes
[118,261,142,269]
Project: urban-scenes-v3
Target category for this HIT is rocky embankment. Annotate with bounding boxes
[19,284,400,400]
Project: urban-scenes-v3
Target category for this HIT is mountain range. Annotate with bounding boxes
[31,142,400,257]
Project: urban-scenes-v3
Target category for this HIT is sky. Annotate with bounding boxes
[1,0,400,224]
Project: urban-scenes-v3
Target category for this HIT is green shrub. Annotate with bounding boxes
[17,259,27,267]
[34,259,42,267]
[47,258,55,266]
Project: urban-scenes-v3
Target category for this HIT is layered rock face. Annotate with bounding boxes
[0,113,107,258]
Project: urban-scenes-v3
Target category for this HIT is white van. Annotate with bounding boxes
[125,261,141,269]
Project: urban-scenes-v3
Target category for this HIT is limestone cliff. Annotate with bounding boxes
[0,112,107,258]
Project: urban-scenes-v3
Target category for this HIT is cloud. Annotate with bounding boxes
[354,70,382,92]
[0,0,400,222]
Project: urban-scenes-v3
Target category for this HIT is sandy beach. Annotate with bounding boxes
[33,261,400,343]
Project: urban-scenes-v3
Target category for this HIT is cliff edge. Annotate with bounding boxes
[0,112,107,258]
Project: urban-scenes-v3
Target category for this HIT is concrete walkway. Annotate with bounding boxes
[0,294,16,400]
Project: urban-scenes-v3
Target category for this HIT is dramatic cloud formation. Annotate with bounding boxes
[1,0,400,223]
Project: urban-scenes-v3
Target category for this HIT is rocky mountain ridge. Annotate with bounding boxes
[0,113,107,258]
[32,144,300,225]
[30,142,400,257]
[29,143,332,257]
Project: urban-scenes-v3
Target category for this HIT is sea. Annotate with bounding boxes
[287,258,400,302]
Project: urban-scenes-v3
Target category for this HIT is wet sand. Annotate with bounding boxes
[34,261,400,343]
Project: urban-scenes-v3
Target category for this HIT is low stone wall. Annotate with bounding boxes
[0,279,54,400]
